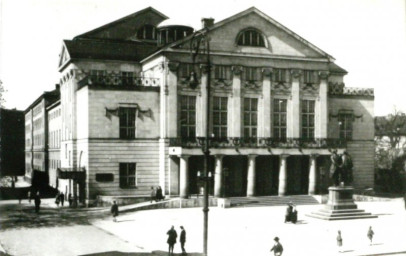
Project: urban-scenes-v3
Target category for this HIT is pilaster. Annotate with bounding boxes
[308,154,318,195]
[231,66,243,137]
[214,154,224,197]
[289,69,301,138]
[179,155,190,199]
[318,71,329,138]
[247,154,258,197]
[167,61,179,137]
[261,68,272,137]
[278,154,289,196]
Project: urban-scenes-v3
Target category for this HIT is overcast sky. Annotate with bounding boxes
[1,0,405,115]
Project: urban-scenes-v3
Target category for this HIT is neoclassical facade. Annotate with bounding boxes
[50,7,374,204]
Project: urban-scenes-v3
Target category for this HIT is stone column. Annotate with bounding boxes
[318,71,329,138]
[247,154,258,197]
[214,155,224,197]
[261,68,272,137]
[167,62,179,137]
[231,66,242,137]
[289,70,301,138]
[198,64,209,137]
[278,154,289,196]
[308,154,318,195]
[179,155,190,199]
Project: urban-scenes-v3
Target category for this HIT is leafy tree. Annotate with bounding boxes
[375,107,406,192]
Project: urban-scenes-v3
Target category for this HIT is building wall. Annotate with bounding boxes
[48,104,61,188]
[0,108,25,176]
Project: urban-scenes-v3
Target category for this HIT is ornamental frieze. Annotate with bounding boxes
[243,80,262,90]
[212,78,232,88]
[300,83,319,96]
[271,81,291,94]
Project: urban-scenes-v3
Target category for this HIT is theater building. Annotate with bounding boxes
[53,7,374,204]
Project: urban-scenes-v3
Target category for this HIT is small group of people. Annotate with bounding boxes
[337,226,375,253]
[150,186,164,203]
[284,202,298,224]
[330,150,353,186]
[166,225,187,255]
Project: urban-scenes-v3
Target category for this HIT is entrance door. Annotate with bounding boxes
[256,156,279,196]
[223,156,247,197]
[286,156,310,195]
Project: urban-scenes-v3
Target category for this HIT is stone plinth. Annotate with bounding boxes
[306,186,377,220]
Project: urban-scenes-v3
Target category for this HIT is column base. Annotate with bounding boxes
[306,186,377,220]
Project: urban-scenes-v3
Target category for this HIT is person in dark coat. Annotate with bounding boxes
[59,192,65,207]
[284,203,293,223]
[367,226,374,245]
[111,201,119,222]
[337,230,343,252]
[55,192,60,207]
[166,225,177,255]
[291,206,298,224]
[180,226,186,255]
[34,192,41,213]
[27,190,31,204]
[68,193,73,207]
[156,186,163,201]
[150,186,156,203]
[270,237,283,256]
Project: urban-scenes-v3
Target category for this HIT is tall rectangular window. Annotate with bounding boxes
[214,65,231,80]
[213,97,228,138]
[244,98,258,138]
[273,99,287,139]
[119,163,136,188]
[339,112,353,139]
[273,69,287,83]
[243,67,261,81]
[304,70,317,84]
[301,100,315,139]
[119,108,136,139]
[180,95,196,138]
[90,70,106,83]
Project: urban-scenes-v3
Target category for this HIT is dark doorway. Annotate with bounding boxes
[286,156,310,195]
[188,155,215,196]
[223,156,247,197]
[256,156,279,196]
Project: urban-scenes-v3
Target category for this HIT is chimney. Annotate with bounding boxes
[201,18,215,29]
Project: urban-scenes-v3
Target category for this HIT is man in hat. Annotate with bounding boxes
[270,237,283,256]
[180,226,186,255]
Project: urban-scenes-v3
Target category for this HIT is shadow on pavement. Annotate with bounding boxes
[0,204,109,230]
[80,251,204,256]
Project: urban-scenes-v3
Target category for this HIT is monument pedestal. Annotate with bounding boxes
[307,186,377,220]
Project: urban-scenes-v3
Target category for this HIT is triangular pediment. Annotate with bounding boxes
[75,7,168,41]
[171,7,333,60]
[58,43,70,69]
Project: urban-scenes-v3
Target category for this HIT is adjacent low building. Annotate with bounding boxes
[26,6,375,205]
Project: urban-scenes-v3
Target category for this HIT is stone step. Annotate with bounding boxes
[309,210,372,218]
[230,195,320,207]
[318,208,366,214]
[306,213,378,221]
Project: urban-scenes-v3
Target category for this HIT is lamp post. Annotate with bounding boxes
[189,27,211,256]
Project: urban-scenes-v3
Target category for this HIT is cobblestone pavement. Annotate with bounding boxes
[1,198,406,256]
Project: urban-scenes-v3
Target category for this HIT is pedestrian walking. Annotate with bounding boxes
[111,201,119,222]
[27,190,31,204]
[55,192,60,207]
[34,192,41,213]
[150,186,156,203]
[68,193,73,207]
[337,230,343,253]
[367,226,374,245]
[180,226,186,255]
[270,237,283,256]
[59,192,65,207]
[166,225,177,256]
[156,186,163,201]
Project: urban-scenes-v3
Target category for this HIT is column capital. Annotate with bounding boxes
[167,61,179,72]
[248,154,258,160]
[262,68,273,78]
[177,154,191,160]
[232,65,243,75]
[310,153,320,159]
[318,71,330,80]
[290,69,302,78]
[280,154,290,160]
[214,154,225,160]
[199,64,211,74]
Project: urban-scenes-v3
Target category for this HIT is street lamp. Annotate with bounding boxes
[189,25,211,256]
